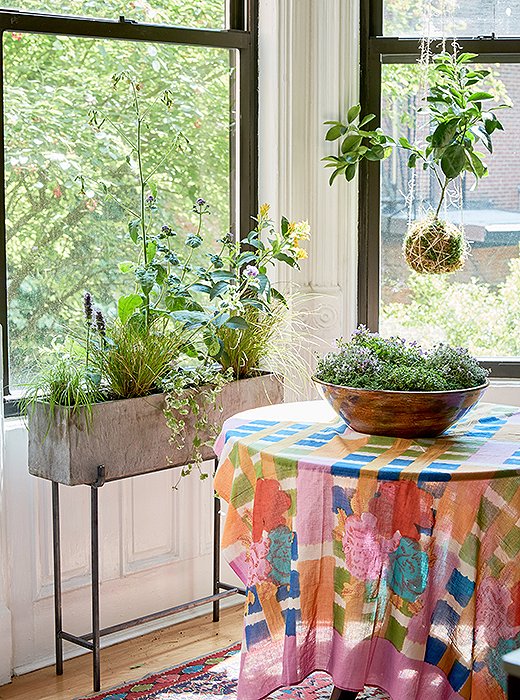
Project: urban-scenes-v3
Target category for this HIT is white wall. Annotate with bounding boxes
[3,419,237,676]
[259,0,359,355]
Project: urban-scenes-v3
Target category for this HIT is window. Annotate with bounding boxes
[2,2,227,28]
[0,2,258,409]
[360,0,520,377]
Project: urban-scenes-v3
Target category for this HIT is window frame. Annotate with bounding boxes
[0,1,259,415]
[359,0,520,379]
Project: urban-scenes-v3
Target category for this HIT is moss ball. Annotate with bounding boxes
[404,217,468,274]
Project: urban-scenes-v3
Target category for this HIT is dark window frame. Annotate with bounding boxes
[0,1,259,415]
[359,0,520,379]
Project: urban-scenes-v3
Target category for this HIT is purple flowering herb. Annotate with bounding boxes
[146,193,155,204]
[196,197,206,206]
[83,291,93,322]
[244,264,259,278]
[94,308,106,336]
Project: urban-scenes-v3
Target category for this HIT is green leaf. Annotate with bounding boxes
[237,251,257,266]
[170,310,208,327]
[398,136,412,149]
[329,169,341,186]
[407,152,418,168]
[209,280,228,299]
[117,294,142,324]
[128,218,140,243]
[211,270,236,281]
[440,143,466,179]
[257,273,270,294]
[347,104,361,123]
[270,287,288,306]
[190,282,212,294]
[456,52,478,63]
[118,261,135,274]
[365,145,385,161]
[430,119,458,148]
[213,312,230,328]
[275,252,297,266]
[281,216,289,236]
[146,241,157,261]
[204,332,221,357]
[471,124,493,153]
[325,124,344,141]
[225,316,249,330]
[359,113,376,127]
[468,92,494,102]
[341,134,363,154]
[468,150,487,179]
[345,163,357,180]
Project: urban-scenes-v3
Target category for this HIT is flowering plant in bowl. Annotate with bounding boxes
[313,327,489,438]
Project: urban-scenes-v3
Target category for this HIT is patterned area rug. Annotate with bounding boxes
[77,643,391,700]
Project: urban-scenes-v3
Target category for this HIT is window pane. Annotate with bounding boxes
[384,0,520,37]
[1,1,226,28]
[5,32,231,387]
[380,62,520,359]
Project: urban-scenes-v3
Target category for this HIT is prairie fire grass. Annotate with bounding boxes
[218,292,318,394]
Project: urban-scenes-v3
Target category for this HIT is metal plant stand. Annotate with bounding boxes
[51,459,245,692]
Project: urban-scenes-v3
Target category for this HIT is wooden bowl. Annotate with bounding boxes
[313,378,489,438]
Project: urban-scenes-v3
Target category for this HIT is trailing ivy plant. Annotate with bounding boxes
[162,364,232,483]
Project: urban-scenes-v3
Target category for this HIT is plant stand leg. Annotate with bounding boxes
[91,466,105,692]
[52,481,63,676]
[213,460,221,623]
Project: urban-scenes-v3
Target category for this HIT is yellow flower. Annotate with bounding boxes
[296,247,308,260]
[292,220,311,242]
[259,202,270,219]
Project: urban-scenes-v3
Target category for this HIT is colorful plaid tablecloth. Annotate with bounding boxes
[214,400,520,700]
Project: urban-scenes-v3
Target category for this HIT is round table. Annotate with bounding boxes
[214,400,520,700]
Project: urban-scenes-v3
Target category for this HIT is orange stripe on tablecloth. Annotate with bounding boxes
[237,441,258,486]
[407,439,452,469]
[310,434,370,462]
[221,501,250,549]
[259,451,277,479]
[256,580,285,638]
[298,556,335,626]
[359,438,413,476]
[214,458,235,503]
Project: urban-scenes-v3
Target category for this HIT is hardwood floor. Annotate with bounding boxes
[0,605,244,700]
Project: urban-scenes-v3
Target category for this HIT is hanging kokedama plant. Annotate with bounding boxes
[323,51,509,275]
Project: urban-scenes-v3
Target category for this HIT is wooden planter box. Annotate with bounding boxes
[28,373,283,486]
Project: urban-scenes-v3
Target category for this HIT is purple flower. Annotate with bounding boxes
[244,264,259,278]
[83,291,93,322]
[146,193,155,204]
[196,197,206,206]
[93,308,106,336]
[161,224,171,233]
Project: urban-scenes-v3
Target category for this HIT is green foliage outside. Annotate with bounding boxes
[5,1,229,387]
[382,250,520,357]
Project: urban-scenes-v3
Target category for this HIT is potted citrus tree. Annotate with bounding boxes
[323,51,508,274]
